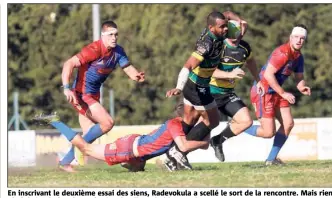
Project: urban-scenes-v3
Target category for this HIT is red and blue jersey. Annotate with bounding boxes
[73,40,130,94]
[137,117,185,161]
[258,43,304,94]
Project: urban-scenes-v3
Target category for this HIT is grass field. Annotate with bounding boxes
[8,160,332,187]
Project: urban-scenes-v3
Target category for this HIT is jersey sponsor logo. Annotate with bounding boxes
[196,46,207,56]
[230,95,241,103]
[97,68,113,74]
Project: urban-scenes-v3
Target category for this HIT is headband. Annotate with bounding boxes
[101,28,118,36]
[291,27,307,38]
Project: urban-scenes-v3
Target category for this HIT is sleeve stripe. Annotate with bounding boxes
[192,52,204,61]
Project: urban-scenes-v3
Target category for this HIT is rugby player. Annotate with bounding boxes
[244,24,311,165]
[59,20,145,172]
[33,103,207,172]
[165,11,247,170]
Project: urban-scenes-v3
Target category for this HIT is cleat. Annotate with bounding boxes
[58,164,76,173]
[167,146,192,170]
[74,147,85,166]
[163,153,178,172]
[265,158,285,166]
[32,112,60,125]
[176,154,190,170]
[210,137,225,162]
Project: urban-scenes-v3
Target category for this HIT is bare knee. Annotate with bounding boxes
[199,141,210,150]
[241,117,253,130]
[283,120,294,134]
[100,119,115,133]
[258,126,275,138]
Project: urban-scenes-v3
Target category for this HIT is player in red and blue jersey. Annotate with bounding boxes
[244,24,311,165]
[33,103,208,172]
[58,20,145,172]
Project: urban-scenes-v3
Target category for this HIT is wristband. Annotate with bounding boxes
[63,84,71,89]
[175,67,190,91]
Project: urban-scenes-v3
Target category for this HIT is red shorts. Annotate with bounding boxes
[104,134,141,166]
[250,86,289,118]
[69,91,100,116]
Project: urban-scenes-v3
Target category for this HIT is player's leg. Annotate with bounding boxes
[58,113,95,167]
[210,107,252,162]
[265,105,293,165]
[243,89,277,138]
[61,132,109,163]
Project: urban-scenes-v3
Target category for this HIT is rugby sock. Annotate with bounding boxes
[60,124,104,165]
[50,121,77,141]
[244,125,259,136]
[218,124,236,144]
[266,132,288,161]
[186,122,211,141]
[50,121,79,166]
[82,124,103,143]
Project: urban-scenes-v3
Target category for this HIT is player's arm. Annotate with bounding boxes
[122,65,145,82]
[264,53,295,104]
[174,136,208,153]
[62,45,99,104]
[246,56,265,95]
[176,55,202,89]
[62,55,81,88]
[166,41,208,97]
[245,57,260,82]
[212,67,245,80]
[295,73,311,96]
[119,47,145,82]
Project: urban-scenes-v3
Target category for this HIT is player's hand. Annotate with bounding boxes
[240,20,248,37]
[135,71,145,82]
[166,88,182,98]
[280,92,296,104]
[256,81,265,96]
[229,68,245,79]
[64,89,78,105]
[299,86,311,96]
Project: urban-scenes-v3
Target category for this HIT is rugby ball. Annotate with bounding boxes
[227,20,241,39]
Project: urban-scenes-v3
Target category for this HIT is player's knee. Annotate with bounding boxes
[284,120,294,133]
[200,141,209,150]
[260,127,275,138]
[100,119,115,133]
[241,117,253,130]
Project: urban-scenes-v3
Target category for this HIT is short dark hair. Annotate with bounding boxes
[101,20,117,31]
[207,11,226,26]
[294,24,307,31]
[174,99,184,118]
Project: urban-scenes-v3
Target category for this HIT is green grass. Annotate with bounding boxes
[8,160,332,187]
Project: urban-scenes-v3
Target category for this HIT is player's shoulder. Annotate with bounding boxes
[271,43,291,58]
[197,28,213,46]
[82,40,102,54]
[239,40,251,49]
[195,28,214,56]
[167,117,182,128]
[114,44,127,54]
[275,43,291,55]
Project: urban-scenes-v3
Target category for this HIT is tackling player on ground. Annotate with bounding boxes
[33,103,207,172]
